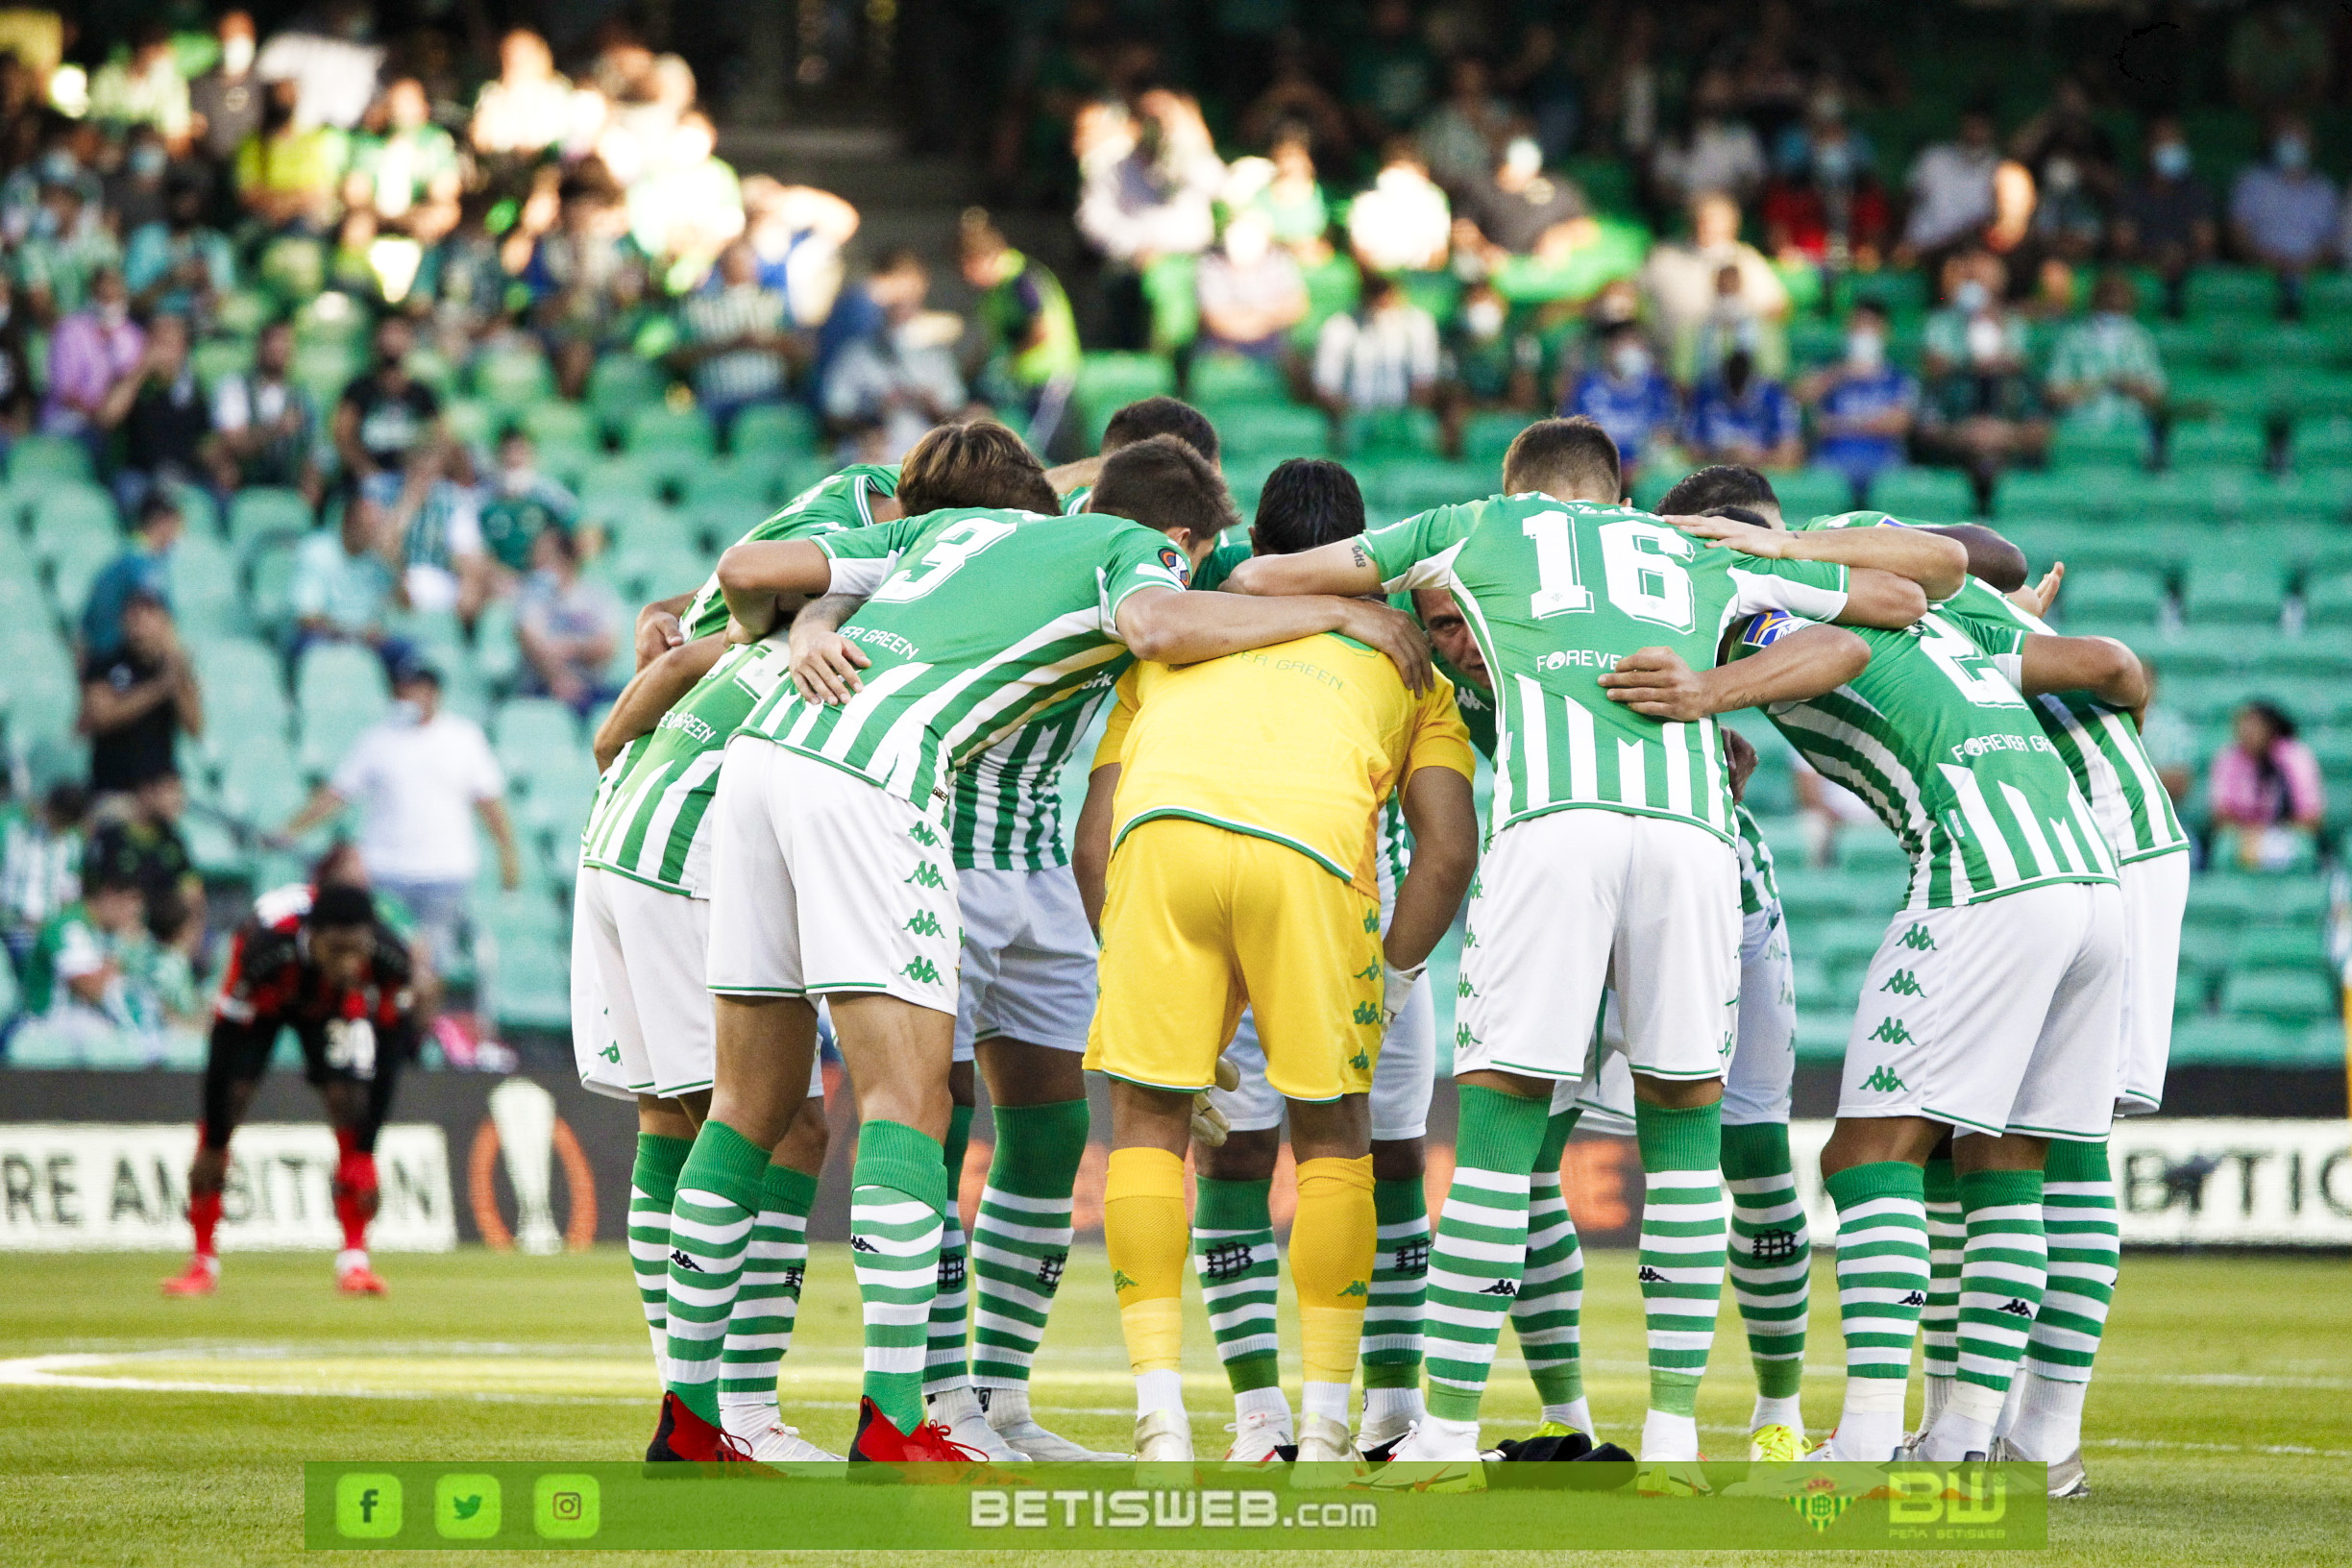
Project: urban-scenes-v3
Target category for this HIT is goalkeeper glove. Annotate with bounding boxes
[1189,1053,1242,1147]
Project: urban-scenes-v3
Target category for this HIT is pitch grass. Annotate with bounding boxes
[1,1247,2344,1566]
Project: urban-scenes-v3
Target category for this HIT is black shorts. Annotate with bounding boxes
[201,1018,416,1152]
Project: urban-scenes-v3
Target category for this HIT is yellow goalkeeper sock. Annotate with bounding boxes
[1105,1146,1188,1376]
[1292,1155,1377,1392]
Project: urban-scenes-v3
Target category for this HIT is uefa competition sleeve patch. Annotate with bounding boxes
[1740,609,1814,649]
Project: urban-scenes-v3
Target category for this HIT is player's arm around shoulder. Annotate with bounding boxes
[1991,622,2150,716]
[1602,622,1871,721]
[1669,510,1964,621]
[1113,584,1433,692]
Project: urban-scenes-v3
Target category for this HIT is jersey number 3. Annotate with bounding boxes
[1522,511,1696,634]
[871,517,1019,602]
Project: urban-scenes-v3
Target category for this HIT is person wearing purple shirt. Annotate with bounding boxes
[1565,319,1678,481]
[39,268,143,449]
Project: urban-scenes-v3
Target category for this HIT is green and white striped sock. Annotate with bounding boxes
[970,1098,1090,1390]
[2022,1139,2117,1384]
[1193,1176,1281,1400]
[663,1120,772,1425]
[1424,1086,1550,1424]
[1722,1119,1809,1409]
[1923,1167,2045,1460]
[1823,1160,1928,1460]
[629,1133,690,1375]
[1920,1155,1963,1429]
[1361,1177,1431,1396]
[922,1105,975,1396]
[718,1162,818,1416]
[850,1118,949,1433]
[1633,1100,1726,1452]
[1511,1107,1585,1420]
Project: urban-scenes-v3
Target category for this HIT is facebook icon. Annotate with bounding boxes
[336,1474,402,1538]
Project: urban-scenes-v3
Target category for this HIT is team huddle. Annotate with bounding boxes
[165,396,2180,1494]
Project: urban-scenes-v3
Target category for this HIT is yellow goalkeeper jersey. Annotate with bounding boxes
[1093,631,1475,899]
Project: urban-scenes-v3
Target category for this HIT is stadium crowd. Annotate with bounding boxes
[0,2,2347,1071]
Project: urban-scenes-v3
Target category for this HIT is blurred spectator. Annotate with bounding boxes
[344,78,461,246]
[16,170,122,323]
[517,168,631,339]
[1245,127,1334,263]
[2008,78,2119,207]
[1455,135,1597,267]
[78,590,201,799]
[86,24,190,148]
[97,312,228,513]
[1438,280,1542,426]
[289,492,405,662]
[1594,10,1663,160]
[188,11,264,165]
[1900,104,2000,261]
[515,527,623,714]
[1346,142,1452,273]
[39,268,141,449]
[474,429,581,579]
[86,770,202,955]
[389,439,490,619]
[674,240,793,434]
[1650,68,1767,211]
[959,209,1082,454]
[2045,271,2166,431]
[125,174,234,321]
[0,781,87,976]
[1193,211,1308,359]
[82,492,183,659]
[1343,0,1438,144]
[2023,152,2105,265]
[626,110,745,290]
[1415,55,1517,197]
[1568,318,1678,485]
[253,7,386,131]
[823,251,968,460]
[2208,699,2325,871]
[234,78,346,235]
[1500,17,1581,166]
[2228,114,2340,320]
[107,126,172,234]
[469,29,574,166]
[2137,663,2196,807]
[0,273,31,441]
[2227,2,2332,115]
[2113,118,2217,320]
[1312,269,1439,433]
[1643,194,1791,383]
[1237,40,1357,172]
[1764,86,1890,268]
[742,177,861,330]
[1683,349,1802,470]
[279,660,520,969]
[1798,299,1918,509]
[1074,91,1222,350]
[1918,249,2046,514]
[18,862,150,1040]
[212,320,322,500]
[334,316,441,502]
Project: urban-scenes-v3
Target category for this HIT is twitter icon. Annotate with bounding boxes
[435,1475,502,1539]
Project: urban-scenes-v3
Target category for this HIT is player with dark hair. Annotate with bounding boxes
[162,882,420,1297]
[1054,396,1221,512]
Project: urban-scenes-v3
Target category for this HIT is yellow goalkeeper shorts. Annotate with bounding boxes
[1086,816,1384,1103]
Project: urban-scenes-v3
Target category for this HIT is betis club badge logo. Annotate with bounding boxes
[1157,545,1189,583]
[1787,1477,1855,1533]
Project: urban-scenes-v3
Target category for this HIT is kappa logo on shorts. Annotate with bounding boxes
[1461,927,1479,948]
[1866,1019,1915,1049]
[1201,1241,1256,1282]
[1394,1239,1430,1275]
[599,1043,620,1063]
[900,956,943,985]
[1036,1253,1066,1289]
[1480,1278,1520,1297]
[1861,1064,1909,1091]
[1457,974,1477,999]
[1353,1002,1382,1027]
[904,860,947,890]
[1355,962,1382,981]
[1880,968,1926,997]
[1455,1022,1480,1048]
[904,910,945,938]
[669,1249,703,1273]
[908,821,942,847]
[1362,909,1381,934]
[1899,923,1938,952]
[1348,1049,1371,1070]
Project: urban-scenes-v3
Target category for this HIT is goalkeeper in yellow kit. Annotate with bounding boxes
[1075,458,1481,1465]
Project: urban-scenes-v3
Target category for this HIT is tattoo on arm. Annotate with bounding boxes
[1350,542,1371,571]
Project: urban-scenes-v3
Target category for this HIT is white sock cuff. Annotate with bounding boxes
[1301,1381,1350,1424]
[1234,1384,1290,1425]
[1137,1368,1187,1420]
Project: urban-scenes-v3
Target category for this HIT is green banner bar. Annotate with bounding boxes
[303,1461,2046,1550]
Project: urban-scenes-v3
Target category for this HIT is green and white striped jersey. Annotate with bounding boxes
[1947,579,2189,866]
[741,508,1190,811]
[949,683,1115,871]
[1366,495,1851,843]
[580,641,793,894]
[1059,484,1091,515]
[1805,509,2189,869]
[1732,604,2117,910]
[577,465,893,895]
[1735,801,1779,918]
[677,463,896,641]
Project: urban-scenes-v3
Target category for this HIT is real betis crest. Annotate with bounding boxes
[1787,1477,1855,1534]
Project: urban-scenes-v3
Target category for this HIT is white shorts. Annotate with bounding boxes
[572,866,821,1104]
[1214,975,1437,1141]
[952,866,1098,1063]
[704,739,963,1014]
[1548,1030,1636,1138]
[1456,809,1739,1084]
[1591,901,1792,1129]
[1838,880,2124,1140]
[2116,851,2188,1116]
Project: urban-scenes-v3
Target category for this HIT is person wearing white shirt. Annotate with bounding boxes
[276,661,520,968]
[1311,271,1440,421]
[1901,108,2001,257]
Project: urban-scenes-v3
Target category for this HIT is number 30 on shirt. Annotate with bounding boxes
[1522,511,1697,634]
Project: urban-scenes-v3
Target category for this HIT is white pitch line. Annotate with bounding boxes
[2086,1436,2352,1459]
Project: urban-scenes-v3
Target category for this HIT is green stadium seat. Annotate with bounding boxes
[1839,836,1911,880]
[214,287,275,338]
[2302,573,2352,629]
[727,402,819,461]
[2048,419,2150,470]
[1213,402,1328,459]
[169,532,241,633]
[2184,267,2275,319]
[489,929,573,1031]
[2181,563,2286,626]
[1793,1011,1851,1062]
[2249,640,2352,681]
[520,398,600,452]
[517,751,601,836]
[474,348,555,408]
[1994,467,2110,524]
[2167,418,2269,469]
[1076,352,1176,416]
[2219,968,2339,1027]
[290,343,363,406]
[2291,418,2352,470]
[1462,411,1535,473]
[1775,467,1857,520]
[1344,406,1442,457]
[1367,458,1489,520]
[190,336,255,389]
[624,404,717,458]
[1869,466,1978,520]
[1188,353,1288,404]
[677,456,781,514]
[2231,920,2329,971]
[294,642,391,762]
[45,527,118,614]
[2057,566,2168,627]
[217,731,306,823]
[585,353,669,429]
[494,697,580,768]
[8,434,94,486]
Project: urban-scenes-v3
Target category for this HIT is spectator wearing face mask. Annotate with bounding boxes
[1193,211,1309,361]
[1414,55,1517,197]
[2113,118,2216,321]
[190,11,265,165]
[97,312,232,514]
[1642,193,1790,384]
[821,250,969,461]
[1650,67,1767,214]
[125,174,235,322]
[1312,268,1440,434]
[345,78,463,246]
[79,589,203,799]
[1917,249,2046,515]
[1763,85,1890,269]
[473,429,581,579]
[212,320,323,501]
[2229,113,2340,321]
[515,527,623,715]
[1440,280,1543,421]
[1073,90,1224,351]
[388,436,493,620]
[1797,300,1917,509]
[1566,320,1678,484]
[1454,135,1597,268]
[2045,271,2166,433]
[106,128,174,236]
[235,78,348,236]
[39,267,142,449]
[334,316,442,503]
[16,170,124,325]
[1682,348,1801,471]
[83,493,184,660]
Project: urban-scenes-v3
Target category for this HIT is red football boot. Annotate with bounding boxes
[161,1257,219,1296]
[647,1391,760,1463]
